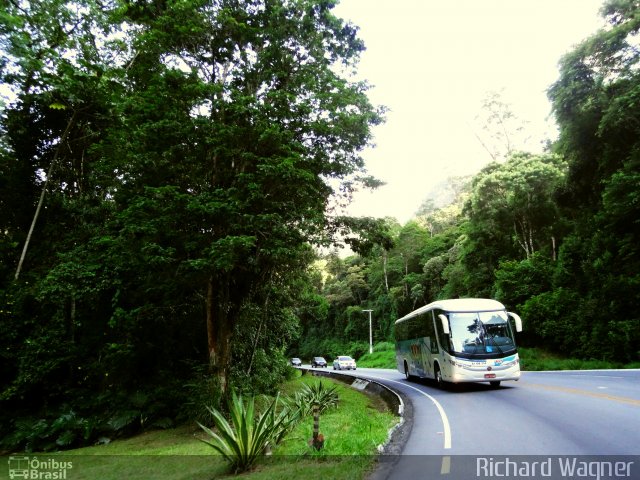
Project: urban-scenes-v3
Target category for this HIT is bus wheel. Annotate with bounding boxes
[435,365,445,389]
[490,381,501,388]
[404,361,412,381]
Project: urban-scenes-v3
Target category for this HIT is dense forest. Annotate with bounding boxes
[1,0,639,453]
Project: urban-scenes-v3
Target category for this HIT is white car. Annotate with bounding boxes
[333,355,357,370]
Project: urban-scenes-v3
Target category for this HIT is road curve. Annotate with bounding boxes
[318,367,640,479]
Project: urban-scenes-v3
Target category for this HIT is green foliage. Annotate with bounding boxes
[519,289,582,352]
[301,132,639,364]
[465,152,567,261]
[2,0,640,457]
[182,363,224,426]
[33,375,397,479]
[296,381,339,415]
[356,342,396,369]
[1,409,100,453]
[0,0,386,452]
[294,380,339,450]
[295,337,369,363]
[300,2,640,367]
[493,253,554,310]
[276,376,397,457]
[198,391,299,474]
[518,347,639,371]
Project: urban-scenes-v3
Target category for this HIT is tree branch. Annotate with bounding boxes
[15,110,78,280]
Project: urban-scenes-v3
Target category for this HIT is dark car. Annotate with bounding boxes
[311,356,327,368]
[290,357,302,367]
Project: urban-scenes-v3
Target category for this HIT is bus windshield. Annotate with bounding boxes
[448,310,516,356]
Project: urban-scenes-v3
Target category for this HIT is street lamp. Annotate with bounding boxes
[362,309,373,354]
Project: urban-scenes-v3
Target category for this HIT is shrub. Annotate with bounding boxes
[293,381,339,415]
[1,409,102,452]
[182,363,224,426]
[198,391,298,473]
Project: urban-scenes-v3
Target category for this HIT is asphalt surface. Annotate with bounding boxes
[310,366,640,480]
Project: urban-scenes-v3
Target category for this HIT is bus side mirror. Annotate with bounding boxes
[508,312,523,332]
[438,314,450,335]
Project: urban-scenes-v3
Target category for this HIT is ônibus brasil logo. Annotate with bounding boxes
[7,456,73,479]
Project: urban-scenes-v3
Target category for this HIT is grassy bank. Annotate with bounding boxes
[518,347,640,371]
[7,372,398,479]
[355,342,640,371]
[356,342,396,369]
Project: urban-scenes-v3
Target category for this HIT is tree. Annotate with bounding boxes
[1,0,117,280]
[0,0,384,450]
[70,0,381,393]
[472,90,532,162]
[124,0,379,391]
[541,0,640,361]
[465,152,567,261]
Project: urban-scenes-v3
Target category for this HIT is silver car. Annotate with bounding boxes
[333,355,357,370]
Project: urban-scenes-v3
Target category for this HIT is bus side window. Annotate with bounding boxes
[396,321,407,342]
[408,315,422,339]
[429,311,439,353]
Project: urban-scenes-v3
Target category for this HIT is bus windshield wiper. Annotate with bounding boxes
[485,335,504,355]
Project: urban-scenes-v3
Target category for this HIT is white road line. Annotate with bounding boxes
[441,455,451,474]
[367,376,452,450]
[325,369,453,450]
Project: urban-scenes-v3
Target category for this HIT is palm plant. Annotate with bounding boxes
[197,391,298,473]
[297,381,339,450]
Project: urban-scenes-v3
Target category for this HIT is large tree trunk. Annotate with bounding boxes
[206,276,233,395]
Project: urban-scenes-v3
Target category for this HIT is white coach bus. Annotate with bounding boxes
[395,298,523,387]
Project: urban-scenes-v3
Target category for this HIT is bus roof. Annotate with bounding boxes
[395,298,506,324]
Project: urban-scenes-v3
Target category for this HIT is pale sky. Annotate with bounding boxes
[334,0,606,223]
[1,1,606,226]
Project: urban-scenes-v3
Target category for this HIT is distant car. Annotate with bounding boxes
[290,357,302,367]
[333,355,357,370]
[311,357,327,368]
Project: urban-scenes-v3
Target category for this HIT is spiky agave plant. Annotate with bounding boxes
[197,391,297,473]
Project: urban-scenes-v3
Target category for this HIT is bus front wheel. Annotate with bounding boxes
[434,365,446,389]
[404,361,412,381]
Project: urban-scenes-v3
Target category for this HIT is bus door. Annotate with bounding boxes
[433,309,452,374]
[425,335,441,379]
[419,312,440,378]
[419,337,431,377]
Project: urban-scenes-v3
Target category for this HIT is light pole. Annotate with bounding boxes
[362,309,373,354]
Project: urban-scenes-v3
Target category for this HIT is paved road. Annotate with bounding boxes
[317,367,640,479]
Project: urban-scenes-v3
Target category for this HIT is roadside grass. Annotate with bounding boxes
[4,427,225,480]
[13,371,398,479]
[356,342,396,369]
[275,373,397,456]
[518,347,640,371]
[354,342,640,372]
